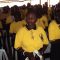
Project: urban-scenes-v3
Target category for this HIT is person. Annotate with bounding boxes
[36,14,48,31]
[48,13,60,60]
[36,6,48,34]
[14,10,49,60]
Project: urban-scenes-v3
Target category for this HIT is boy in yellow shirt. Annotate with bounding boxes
[14,10,49,60]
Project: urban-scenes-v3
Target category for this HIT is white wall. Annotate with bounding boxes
[0,1,30,7]
[0,0,59,7]
[41,0,47,5]
[50,0,59,6]
[31,0,40,5]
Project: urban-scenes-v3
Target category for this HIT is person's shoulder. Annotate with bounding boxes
[51,20,55,22]
[16,27,25,36]
[10,21,15,26]
[42,15,46,18]
[36,26,45,33]
[48,20,57,30]
[49,20,56,26]
[37,26,44,31]
[17,27,26,33]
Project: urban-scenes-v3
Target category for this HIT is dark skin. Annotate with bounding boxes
[26,12,37,30]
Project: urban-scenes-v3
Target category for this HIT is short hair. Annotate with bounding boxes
[26,9,37,18]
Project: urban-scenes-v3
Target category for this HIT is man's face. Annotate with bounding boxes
[26,13,37,25]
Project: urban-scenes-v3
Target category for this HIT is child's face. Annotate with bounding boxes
[26,13,37,25]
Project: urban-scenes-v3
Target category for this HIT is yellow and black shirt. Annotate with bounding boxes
[14,26,49,52]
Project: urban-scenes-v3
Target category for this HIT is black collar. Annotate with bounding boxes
[26,24,36,30]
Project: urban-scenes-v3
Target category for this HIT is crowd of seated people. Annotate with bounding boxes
[0,2,60,60]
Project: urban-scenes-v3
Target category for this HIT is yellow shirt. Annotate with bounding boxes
[9,21,23,33]
[14,26,48,52]
[36,15,48,29]
[6,15,14,24]
[21,20,26,26]
[48,20,60,41]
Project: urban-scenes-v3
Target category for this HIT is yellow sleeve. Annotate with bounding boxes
[40,16,48,29]
[36,18,45,29]
[39,17,46,29]
[48,22,53,41]
[40,27,49,45]
[14,29,23,49]
[48,21,56,41]
[40,20,45,29]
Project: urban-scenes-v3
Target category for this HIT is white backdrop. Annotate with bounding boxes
[0,0,59,7]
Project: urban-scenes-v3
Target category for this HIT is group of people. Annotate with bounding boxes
[0,2,60,60]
